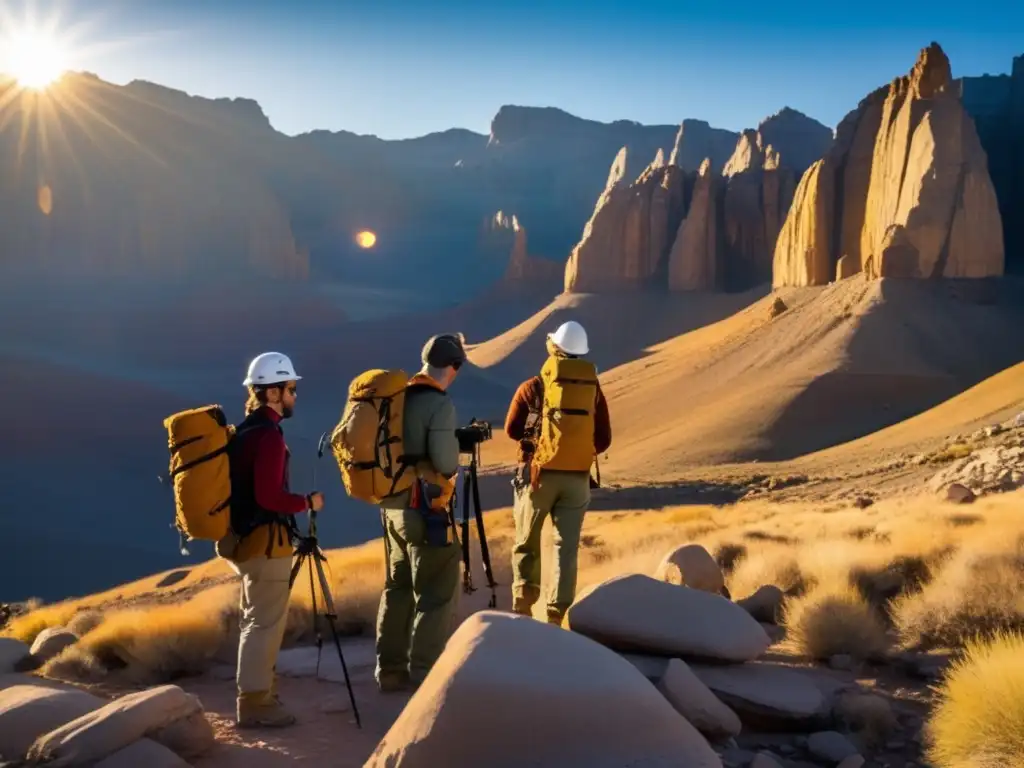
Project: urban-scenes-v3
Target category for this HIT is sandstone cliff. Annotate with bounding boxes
[667,159,718,291]
[564,148,688,292]
[773,43,1005,288]
[568,109,830,294]
[959,54,1024,271]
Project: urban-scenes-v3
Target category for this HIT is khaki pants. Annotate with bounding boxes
[375,508,460,683]
[511,469,590,617]
[228,553,293,694]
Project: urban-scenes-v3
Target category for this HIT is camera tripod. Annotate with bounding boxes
[454,440,498,608]
[287,433,361,728]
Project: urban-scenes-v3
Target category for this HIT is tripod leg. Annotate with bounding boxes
[460,468,474,594]
[312,550,362,729]
[307,553,323,680]
[470,461,498,608]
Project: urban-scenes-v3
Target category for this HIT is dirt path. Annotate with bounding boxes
[184,661,407,766]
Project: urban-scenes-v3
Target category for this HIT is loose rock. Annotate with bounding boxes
[807,730,860,762]
[566,574,771,662]
[654,544,727,594]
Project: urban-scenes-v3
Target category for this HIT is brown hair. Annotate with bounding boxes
[244,386,269,416]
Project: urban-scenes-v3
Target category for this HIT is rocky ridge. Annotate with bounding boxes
[566,109,832,294]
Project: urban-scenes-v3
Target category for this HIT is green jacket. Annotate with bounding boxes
[380,382,459,510]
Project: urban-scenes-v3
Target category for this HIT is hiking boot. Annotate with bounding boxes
[376,670,411,693]
[511,596,534,617]
[236,690,297,728]
[546,607,565,627]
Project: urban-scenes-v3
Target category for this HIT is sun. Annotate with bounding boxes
[355,230,377,249]
[2,27,68,90]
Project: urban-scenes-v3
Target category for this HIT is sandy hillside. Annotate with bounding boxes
[477,275,1024,480]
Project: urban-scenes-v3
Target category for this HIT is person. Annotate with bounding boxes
[219,351,324,728]
[503,320,611,626]
[374,333,465,692]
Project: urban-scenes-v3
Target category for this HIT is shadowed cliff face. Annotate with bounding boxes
[0,75,753,307]
[959,55,1024,273]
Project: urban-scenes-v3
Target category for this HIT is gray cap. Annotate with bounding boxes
[422,333,467,368]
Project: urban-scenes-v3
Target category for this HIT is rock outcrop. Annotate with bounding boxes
[569,109,830,294]
[773,43,1005,287]
[959,54,1024,271]
[564,148,688,292]
[368,610,723,767]
[492,212,562,287]
[667,159,719,290]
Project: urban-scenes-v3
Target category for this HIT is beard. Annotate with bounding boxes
[281,404,294,419]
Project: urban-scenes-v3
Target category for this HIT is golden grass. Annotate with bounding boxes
[925,630,1024,768]
[12,487,1024,686]
[782,582,889,660]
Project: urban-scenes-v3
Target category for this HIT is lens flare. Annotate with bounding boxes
[355,230,377,249]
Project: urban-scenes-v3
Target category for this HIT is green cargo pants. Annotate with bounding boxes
[511,469,590,622]
[375,507,460,685]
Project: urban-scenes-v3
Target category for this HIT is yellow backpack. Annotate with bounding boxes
[331,369,418,504]
[162,405,235,543]
[531,356,599,473]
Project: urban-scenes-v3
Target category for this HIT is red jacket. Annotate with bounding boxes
[233,406,308,516]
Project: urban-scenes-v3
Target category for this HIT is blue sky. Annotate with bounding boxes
[3,0,1022,138]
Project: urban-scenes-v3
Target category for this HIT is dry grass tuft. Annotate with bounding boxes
[65,609,105,638]
[75,595,230,684]
[925,630,1024,768]
[783,583,889,661]
[39,644,110,683]
[893,542,1024,650]
[727,547,805,600]
[713,542,747,574]
[834,691,899,748]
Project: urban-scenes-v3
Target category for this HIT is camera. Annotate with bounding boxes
[455,419,493,453]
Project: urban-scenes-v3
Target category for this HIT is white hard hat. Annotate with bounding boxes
[547,320,589,356]
[242,352,302,387]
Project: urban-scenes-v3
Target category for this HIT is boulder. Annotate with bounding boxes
[367,610,723,767]
[807,730,860,762]
[945,482,976,504]
[30,628,79,664]
[565,574,771,662]
[94,738,192,768]
[0,638,31,673]
[0,683,106,760]
[736,585,786,624]
[149,710,215,760]
[621,653,741,738]
[653,544,726,594]
[654,658,742,739]
[688,662,831,729]
[27,684,205,766]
